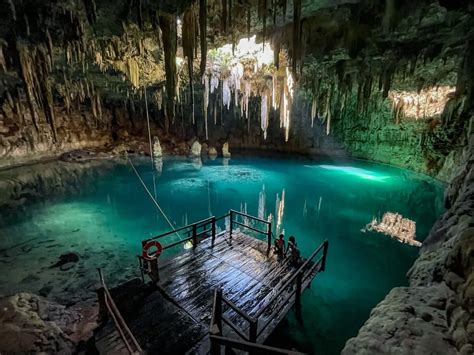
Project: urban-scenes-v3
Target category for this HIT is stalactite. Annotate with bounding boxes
[311,97,317,127]
[202,74,209,139]
[247,7,251,39]
[222,0,228,33]
[261,94,269,139]
[292,0,301,76]
[262,0,267,48]
[159,13,177,129]
[17,43,39,132]
[0,41,6,72]
[222,78,231,109]
[183,5,197,124]
[199,0,207,77]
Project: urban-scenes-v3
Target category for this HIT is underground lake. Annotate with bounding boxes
[0,155,444,354]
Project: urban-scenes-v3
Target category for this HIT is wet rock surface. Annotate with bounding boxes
[343,117,474,354]
[0,292,98,353]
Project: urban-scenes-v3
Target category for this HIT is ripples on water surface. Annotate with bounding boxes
[0,156,444,354]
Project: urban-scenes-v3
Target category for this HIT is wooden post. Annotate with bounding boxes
[209,336,219,355]
[149,258,159,283]
[192,223,198,249]
[215,289,223,335]
[266,222,272,255]
[229,210,233,240]
[321,240,329,272]
[295,271,302,308]
[211,216,216,245]
[210,289,223,355]
[249,319,258,343]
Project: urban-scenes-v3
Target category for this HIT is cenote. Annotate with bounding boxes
[0,156,444,354]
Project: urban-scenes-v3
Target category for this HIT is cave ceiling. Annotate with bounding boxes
[0,0,473,120]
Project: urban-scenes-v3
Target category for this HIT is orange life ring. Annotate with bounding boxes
[142,240,162,261]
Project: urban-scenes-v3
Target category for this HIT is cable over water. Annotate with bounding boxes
[127,155,183,241]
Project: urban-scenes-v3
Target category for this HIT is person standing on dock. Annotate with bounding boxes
[287,236,301,266]
[275,234,286,258]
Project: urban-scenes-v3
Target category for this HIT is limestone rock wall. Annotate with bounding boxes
[342,115,474,354]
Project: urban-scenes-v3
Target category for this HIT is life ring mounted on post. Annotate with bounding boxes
[142,240,162,261]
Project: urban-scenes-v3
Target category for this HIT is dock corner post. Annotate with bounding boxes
[210,289,223,355]
[215,289,223,333]
[192,223,198,249]
[249,319,258,343]
[266,222,272,256]
[150,258,160,283]
[322,240,329,272]
[229,210,233,240]
[295,271,302,308]
[211,216,216,245]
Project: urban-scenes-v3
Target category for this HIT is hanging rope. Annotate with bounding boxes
[127,156,182,241]
[144,85,154,166]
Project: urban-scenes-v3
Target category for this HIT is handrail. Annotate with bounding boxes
[256,240,328,319]
[143,216,215,243]
[230,209,270,225]
[232,220,268,235]
[98,269,142,355]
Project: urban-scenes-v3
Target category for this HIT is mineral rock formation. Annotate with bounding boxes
[0,293,98,354]
[190,140,202,156]
[208,146,218,156]
[343,117,474,355]
[153,136,163,157]
[222,142,231,158]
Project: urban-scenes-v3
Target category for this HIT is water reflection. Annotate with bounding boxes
[363,212,420,247]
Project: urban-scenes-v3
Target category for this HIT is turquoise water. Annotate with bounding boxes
[0,156,444,353]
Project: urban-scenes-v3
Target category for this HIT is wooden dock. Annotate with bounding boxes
[94,210,328,354]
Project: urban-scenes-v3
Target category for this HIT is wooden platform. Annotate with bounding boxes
[160,230,298,337]
[94,210,328,354]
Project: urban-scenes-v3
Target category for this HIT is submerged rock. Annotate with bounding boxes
[0,292,98,353]
[50,252,80,268]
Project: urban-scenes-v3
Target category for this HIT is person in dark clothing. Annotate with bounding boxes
[274,234,285,258]
[286,235,301,266]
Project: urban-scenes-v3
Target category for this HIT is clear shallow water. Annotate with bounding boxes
[0,155,444,354]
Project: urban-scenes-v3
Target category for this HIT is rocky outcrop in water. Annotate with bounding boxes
[0,292,98,354]
[343,116,474,355]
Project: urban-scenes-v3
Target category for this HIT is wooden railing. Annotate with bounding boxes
[97,269,142,355]
[229,209,273,254]
[138,210,273,282]
[209,240,329,350]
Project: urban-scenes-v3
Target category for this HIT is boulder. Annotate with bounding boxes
[0,293,98,353]
[208,146,218,156]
